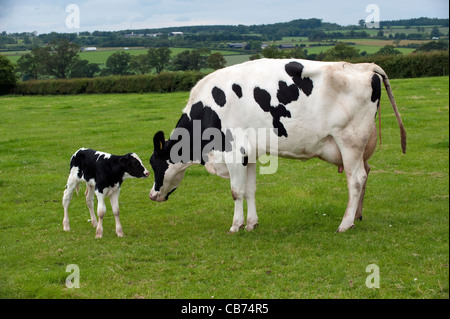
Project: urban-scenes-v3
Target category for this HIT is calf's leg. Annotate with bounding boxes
[62,179,79,231]
[95,192,107,239]
[110,190,124,237]
[85,184,98,227]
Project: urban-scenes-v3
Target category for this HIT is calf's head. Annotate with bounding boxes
[122,153,150,179]
[149,131,185,202]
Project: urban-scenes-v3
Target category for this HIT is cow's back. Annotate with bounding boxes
[183,59,379,160]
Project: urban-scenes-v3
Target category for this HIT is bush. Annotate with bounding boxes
[355,51,449,78]
[15,71,209,95]
[0,55,17,95]
[13,52,449,95]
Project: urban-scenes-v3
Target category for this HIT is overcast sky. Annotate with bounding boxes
[0,0,448,34]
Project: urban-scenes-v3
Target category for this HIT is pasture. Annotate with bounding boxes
[0,76,448,299]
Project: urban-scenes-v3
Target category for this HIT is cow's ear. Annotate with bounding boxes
[153,131,165,153]
[119,155,130,166]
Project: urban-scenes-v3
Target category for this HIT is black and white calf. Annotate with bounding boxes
[63,148,149,238]
[149,58,406,233]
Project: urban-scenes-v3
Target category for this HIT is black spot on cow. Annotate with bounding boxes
[166,101,233,164]
[239,146,248,166]
[232,84,243,99]
[277,81,299,105]
[254,87,291,138]
[212,86,226,107]
[151,132,170,192]
[371,74,381,104]
[285,61,314,96]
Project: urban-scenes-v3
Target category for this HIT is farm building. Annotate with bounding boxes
[169,32,184,36]
[278,44,296,49]
[82,47,97,52]
[227,43,245,49]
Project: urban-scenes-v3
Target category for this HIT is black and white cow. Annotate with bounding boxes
[63,148,149,238]
[149,58,406,233]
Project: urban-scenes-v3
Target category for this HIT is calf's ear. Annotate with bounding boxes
[153,131,166,152]
[119,154,131,166]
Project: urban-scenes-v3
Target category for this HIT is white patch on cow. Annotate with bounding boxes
[100,183,120,197]
[149,161,193,201]
[95,151,111,161]
[130,153,149,178]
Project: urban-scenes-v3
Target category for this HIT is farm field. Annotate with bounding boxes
[0,76,448,299]
[1,47,246,66]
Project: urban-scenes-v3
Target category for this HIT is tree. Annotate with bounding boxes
[45,39,80,78]
[323,43,360,61]
[102,51,131,75]
[261,45,287,59]
[69,59,100,78]
[431,26,440,39]
[290,47,307,59]
[207,52,226,70]
[373,45,402,56]
[0,55,17,95]
[16,46,50,80]
[147,47,171,74]
[172,50,207,71]
[130,54,152,74]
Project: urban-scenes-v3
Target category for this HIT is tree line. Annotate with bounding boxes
[13,39,227,80]
[2,17,448,51]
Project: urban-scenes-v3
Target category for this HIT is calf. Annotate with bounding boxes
[149,58,406,233]
[63,148,149,238]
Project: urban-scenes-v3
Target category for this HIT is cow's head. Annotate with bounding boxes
[122,153,150,179]
[149,131,185,202]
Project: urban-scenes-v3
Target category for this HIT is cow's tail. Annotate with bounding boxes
[373,65,407,154]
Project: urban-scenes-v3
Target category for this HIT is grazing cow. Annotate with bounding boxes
[63,148,149,238]
[149,58,406,233]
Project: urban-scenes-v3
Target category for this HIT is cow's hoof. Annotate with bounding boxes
[95,229,103,239]
[229,224,244,233]
[336,224,355,233]
[245,223,259,231]
[116,230,124,238]
[63,226,70,232]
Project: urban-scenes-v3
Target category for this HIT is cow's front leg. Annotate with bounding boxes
[95,192,106,239]
[245,162,258,231]
[110,190,124,237]
[226,158,247,233]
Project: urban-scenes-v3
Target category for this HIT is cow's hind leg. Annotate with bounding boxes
[355,161,370,221]
[85,184,98,228]
[336,145,368,233]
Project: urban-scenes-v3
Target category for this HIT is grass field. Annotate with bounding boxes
[2,47,246,66]
[0,76,448,299]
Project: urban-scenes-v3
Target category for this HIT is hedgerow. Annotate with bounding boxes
[12,52,449,95]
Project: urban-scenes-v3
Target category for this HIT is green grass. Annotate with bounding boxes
[1,47,246,66]
[0,76,448,299]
